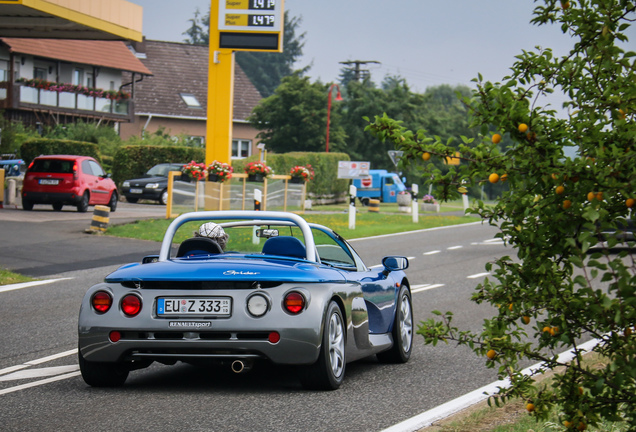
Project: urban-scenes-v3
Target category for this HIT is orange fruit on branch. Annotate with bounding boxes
[492,133,502,144]
[486,349,497,360]
[422,152,431,161]
[556,185,565,195]
[563,200,572,210]
[518,123,528,133]
[489,173,500,184]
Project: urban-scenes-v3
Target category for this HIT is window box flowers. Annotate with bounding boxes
[16,77,130,101]
[182,161,207,181]
[207,160,233,183]
[244,161,272,182]
[289,165,314,183]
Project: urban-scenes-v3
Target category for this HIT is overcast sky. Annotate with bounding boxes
[129,0,634,95]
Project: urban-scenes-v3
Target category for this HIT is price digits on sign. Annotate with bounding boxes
[250,14,275,26]
[251,0,275,9]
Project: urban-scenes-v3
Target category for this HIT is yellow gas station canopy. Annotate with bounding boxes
[0,0,142,41]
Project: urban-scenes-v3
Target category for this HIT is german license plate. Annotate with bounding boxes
[157,297,231,316]
[39,179,59,185]
[130,188,143,194]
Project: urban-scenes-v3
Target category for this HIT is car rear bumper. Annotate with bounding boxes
[22,191,81,205]
[78,284,326,366]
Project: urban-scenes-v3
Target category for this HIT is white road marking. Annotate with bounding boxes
[411,284,445,293]
[447,245,463,250]
[423,250,441,255]
[0,365,79,382]
[0,277,74,294]
[0,349,77,376]
[0,372,81,396]
[467,272,490,279]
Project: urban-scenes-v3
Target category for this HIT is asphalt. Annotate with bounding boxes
[0,199,167,277]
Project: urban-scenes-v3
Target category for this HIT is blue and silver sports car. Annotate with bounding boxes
[78,211,413,390]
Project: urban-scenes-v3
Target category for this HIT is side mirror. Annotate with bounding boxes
[382,256,409,273]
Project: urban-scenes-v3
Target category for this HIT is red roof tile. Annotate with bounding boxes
[0,38,152,75]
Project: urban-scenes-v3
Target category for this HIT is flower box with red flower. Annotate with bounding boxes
[182,161,207,181]
[207,160,233,183]
[289,165,314,183]
[244,161,272,182]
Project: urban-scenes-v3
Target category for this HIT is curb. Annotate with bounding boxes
[381,339,599,432]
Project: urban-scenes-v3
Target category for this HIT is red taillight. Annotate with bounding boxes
[109,331,122,343]
[72,162,78,180]
[268,332,280,344]
[121,294,142,317]
[284,292,305,314]
[92,291,112,313]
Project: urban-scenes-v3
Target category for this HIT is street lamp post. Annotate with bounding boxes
[326,83,343,153]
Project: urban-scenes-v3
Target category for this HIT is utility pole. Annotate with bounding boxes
[339,60,380,82]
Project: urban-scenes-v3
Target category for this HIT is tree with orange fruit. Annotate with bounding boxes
[366,0,635,429]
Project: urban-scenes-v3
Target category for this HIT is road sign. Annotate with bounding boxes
[337,161,370,179]
[360,176,372,187]
[388,150,403,168]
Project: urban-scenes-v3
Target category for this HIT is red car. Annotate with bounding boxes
[22,155,118,212]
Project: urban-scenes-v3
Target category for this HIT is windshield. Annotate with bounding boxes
[147,164,182,177]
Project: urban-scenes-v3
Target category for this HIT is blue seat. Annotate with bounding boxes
[177,238,223,257]
[262,236,306,259]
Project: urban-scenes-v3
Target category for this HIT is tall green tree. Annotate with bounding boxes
[182,7,209,45]
[248,73,346,153]
[182,8,305,97]
[366,0,636,428]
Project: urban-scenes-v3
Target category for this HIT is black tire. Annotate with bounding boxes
[108,191,118,212]
[22,199,34,211]
[359,197,370,207]
[377,286,413,363]
[299,301,346,390]
[159,189,169,205]
[77,191,89,213]
[78,351,129,387]
[52,202,63,211]
[125,196,139,204]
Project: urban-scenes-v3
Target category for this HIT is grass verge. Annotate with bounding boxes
[421,353,627,432]
[0,268,34,286]
[105,211,480,243]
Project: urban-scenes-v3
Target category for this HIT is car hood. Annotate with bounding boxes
[125,175,167,185]
[105,256,347,283]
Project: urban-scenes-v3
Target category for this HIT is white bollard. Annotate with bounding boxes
[411,184,419,223]
[7,178,16,205]
[348,184,357,230]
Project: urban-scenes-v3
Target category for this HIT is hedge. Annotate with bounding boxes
[111,145,205,187]
[20,139,101,166]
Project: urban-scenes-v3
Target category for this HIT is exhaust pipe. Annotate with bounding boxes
[231,359,253,374]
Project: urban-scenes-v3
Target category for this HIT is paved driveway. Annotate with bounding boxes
[0,201,167,277]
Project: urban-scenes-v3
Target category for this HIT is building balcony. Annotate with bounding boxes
[0,82,133,122]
